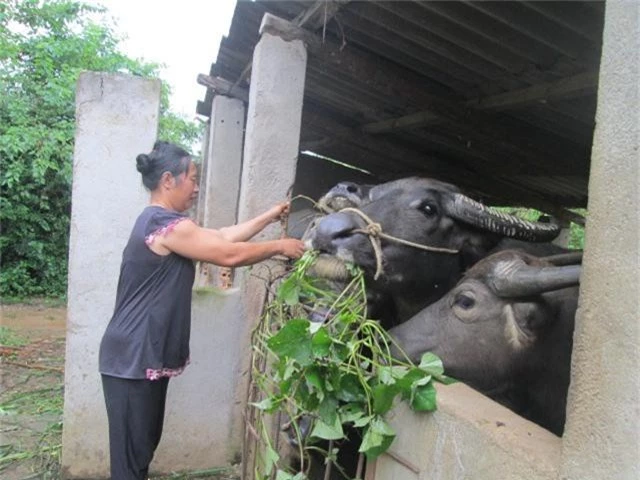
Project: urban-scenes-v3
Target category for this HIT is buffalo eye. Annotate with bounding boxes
[454,293,475,310]
[423,204,437,216]
[409,199,439,217]
[418,201,438,217]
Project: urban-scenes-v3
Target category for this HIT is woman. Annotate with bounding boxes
[99,140,305,479]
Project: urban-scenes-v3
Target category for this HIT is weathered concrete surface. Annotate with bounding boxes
[232,14,308,478]
[560,1,640,478]
[62,72,160,477]
[195,95,246,289]
[163,94,248,467]
[153,289,246,471]
[63,73,247,478]
[367,384,561,480]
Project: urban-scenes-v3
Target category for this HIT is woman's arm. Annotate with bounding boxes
[153,218,305,266]
[218,203,288,242]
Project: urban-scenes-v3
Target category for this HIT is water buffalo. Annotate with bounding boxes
[388,250,580,435]
[305,177,567,326]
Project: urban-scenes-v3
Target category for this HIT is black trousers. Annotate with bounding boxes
[101,374,170,480]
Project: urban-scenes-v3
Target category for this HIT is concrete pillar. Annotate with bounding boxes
[171,94,248,467]
[154,97,249,471]
[195,95,246,288]
[560,2,640,478]
[231,13,308,475]
[62,72,160,477]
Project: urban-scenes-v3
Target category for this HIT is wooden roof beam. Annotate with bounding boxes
[362,71,598,134]
[292,0,351,32]
[301,108,584,213]
[231,2,350,92]
[196,74,249,103]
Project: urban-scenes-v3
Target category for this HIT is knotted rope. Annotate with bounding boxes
[339,207,459,281]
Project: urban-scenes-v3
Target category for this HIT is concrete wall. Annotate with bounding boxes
[62,72,160,477]
[182,94,248,466]
[367,384,562,480]
[62,74,247,477]
[560,0,639,477]
[231,14,309,479]
[367,1,640,478]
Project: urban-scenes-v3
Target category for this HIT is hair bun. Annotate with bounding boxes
[136,153,152,174]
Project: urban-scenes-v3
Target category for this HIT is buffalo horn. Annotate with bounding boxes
[490,264,581,298]
[541,251,583,265]
[444,193,560,242]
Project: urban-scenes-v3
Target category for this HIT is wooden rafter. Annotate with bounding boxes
[230,1,350,92]
[362,71,598,134]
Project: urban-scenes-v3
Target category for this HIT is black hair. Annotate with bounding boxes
[136,140,192,190]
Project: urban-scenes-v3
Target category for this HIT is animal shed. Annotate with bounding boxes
[194,1,638,480]
[198,0,603,221]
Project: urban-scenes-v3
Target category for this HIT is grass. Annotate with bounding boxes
[153,467,239,479]
[0,385,64,478]
[0,385,64,416]
[0,376,238,480]
[0,297,66,308]
[0,327,29,347]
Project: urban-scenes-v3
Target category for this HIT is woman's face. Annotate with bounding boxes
[173,160,199,211]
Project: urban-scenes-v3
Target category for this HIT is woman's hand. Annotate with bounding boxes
[279,238,306,259]
[267,201,290,223]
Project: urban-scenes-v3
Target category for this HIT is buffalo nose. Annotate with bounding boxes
[311,212,360,252]
[335,181,362,196]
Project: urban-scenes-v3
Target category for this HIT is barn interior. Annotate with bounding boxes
[197,0,604,226]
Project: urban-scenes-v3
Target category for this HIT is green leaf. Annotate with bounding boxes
[275,471,307,480]
[277,277,301,305]
[359,416,396,459]
[311,327,332,358]
[338,403,366,424]
[310,415,344,440]
[378,365,408,385]
[318,395,339,426]
[411,382,438,412]
[305,366,325,402]
[419,352,445,376]
[251,397,282,413]
[336,374,366,403]
[372,383,398,415]
[267,319,313,366]
[395,367,429,400]
[263,445,279,476]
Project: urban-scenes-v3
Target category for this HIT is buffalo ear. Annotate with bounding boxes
[511,301,554,334]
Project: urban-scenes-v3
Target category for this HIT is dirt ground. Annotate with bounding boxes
[0,304,239,480]
[1,303,66,479]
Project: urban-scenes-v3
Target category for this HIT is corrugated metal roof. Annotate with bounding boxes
[198,0,604,214]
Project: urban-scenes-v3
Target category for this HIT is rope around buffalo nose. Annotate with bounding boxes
[339,207,459,281]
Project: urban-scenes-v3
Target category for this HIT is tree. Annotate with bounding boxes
[0,0,203,297]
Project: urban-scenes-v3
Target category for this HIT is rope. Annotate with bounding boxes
[339,207,459,281]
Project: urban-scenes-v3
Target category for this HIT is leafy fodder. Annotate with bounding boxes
[246,251,450,480]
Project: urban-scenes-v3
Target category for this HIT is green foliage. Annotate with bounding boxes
[251,252,449,478]
[500,207,586,250]
[0,0,203,297]
[0,326,29,347]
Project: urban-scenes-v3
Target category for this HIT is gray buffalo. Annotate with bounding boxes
[305,177,568,326]
[389,250,580,435]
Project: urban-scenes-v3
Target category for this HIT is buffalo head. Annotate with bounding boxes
[388,250,580,435]
[305,177,561,324]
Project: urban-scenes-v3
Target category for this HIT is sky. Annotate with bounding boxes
[89,0,238,118]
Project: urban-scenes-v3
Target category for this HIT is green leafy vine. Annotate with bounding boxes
[248,251,450,479]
